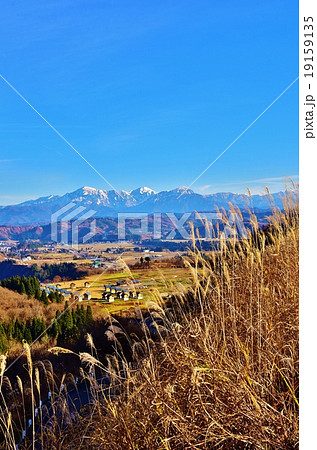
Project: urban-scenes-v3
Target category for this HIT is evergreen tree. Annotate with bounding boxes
[20,282,26,295]
[7,318,14,340]
[24,327,32,343]
[0,324,8,352]
[60,302,74,339]
[13,319,23,342]
[31,318,42,340]
[40,290,49,305]
[80,304,86,322]
[26,278,34,298]
[86,305,93,326]
[49,317,60,338]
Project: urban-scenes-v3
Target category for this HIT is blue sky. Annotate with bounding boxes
[0,0,298,205]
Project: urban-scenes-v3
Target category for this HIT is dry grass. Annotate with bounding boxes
[0,287,61,322]
[0,187,299,449]
[69,191,298,449]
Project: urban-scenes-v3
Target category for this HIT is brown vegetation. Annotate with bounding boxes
[0,287,61,322]
[0,188,299,449]
[131,255,186,270]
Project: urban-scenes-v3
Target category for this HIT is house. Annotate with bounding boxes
[111,287,122,295]
[123,293,129,301]
[102,293,115,302]
[83,292,91,301]
[84,281,90,288]
[77,294,83,302]
[137,292,143,300]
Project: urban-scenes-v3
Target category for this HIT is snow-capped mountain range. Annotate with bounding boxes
[0,186,295,225]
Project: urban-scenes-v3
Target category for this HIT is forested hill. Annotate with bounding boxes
[0,261,88,282]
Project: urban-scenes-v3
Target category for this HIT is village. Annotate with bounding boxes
[41,278,145,304]
[0,238,190,314]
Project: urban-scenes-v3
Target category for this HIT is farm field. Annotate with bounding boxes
[24,242,184,267]
[44,266,192,314]
[26,254,92,265]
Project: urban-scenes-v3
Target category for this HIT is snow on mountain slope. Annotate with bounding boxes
[0,186,295,225]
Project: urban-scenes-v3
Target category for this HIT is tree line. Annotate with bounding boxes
[0,261,88,283]
[0,303,93,352]
[0,275,63,304]
[31,262,88,281]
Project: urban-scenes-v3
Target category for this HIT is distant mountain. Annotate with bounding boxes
[0,186,296,226]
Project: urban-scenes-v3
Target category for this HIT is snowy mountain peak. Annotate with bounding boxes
[0,185,294,226]
[130,186,157,199]
[81,186,99,194]
[173,186,194,194]
[137,186,157,195]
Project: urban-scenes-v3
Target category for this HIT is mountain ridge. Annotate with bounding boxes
[0,186,297,226]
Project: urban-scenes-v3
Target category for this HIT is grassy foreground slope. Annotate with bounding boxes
[62,193,299,449]
[0,190,299,449]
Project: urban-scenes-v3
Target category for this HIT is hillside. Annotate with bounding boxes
[64,200,298,448]
[0,286,60,322]
[0,192,299,449]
